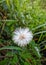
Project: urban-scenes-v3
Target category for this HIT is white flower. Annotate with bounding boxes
[12,28,33,47]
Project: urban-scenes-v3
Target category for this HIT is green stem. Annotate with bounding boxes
[1,21,6,34]
[38,33,43,43]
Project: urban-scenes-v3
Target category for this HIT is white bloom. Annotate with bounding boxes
[12,28,33,47]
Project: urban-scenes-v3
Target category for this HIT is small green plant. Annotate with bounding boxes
[0,0,46,65]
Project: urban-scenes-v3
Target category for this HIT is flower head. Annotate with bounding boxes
[12,28,33,47]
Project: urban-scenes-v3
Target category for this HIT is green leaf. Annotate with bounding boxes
[30,40,41,58]
[24,61,31,65]
[10,55,18,65]
[0,46,22,51]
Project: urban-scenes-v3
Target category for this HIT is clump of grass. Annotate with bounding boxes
[0,0,46,65]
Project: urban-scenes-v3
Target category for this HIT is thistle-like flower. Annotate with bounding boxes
[12,28,33,47]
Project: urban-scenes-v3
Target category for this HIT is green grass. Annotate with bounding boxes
[0,0,46,65]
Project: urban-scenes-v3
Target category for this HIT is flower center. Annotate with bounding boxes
[19,34,25,40]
